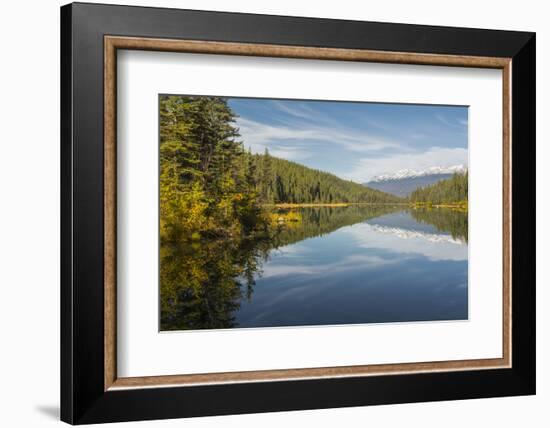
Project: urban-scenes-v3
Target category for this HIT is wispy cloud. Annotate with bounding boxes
[271,100,319,121]
[236,117,403,160]
[228,98,468,178]
[260,253,398,280]
[410,133,428,140]
[268,148,311,161]
[343,146,468,182]
[436,114,468,129]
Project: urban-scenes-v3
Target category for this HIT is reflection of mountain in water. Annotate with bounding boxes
[364,209,467,244]
[272,206,468,246]
[160,205,468,331]
[367,223,466,245]
[409,208,468,242]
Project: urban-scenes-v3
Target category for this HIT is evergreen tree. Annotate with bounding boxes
[159,95,265,241]
[260,148,273,202]
[245,148,256,189]
[409,172,468,205]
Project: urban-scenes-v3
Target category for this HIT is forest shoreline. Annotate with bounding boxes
[266,202,467,211]
[409,202,468,211]
[267,202,409,208]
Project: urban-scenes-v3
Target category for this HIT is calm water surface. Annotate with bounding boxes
[160,206,468,330]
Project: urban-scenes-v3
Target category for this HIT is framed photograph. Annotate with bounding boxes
[61,2,536,424]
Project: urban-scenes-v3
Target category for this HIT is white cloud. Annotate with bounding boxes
[269,148,311,161]
[236,117,317,146]
[235,117,402,160]
[271,100,319,121]
[260,253,398,280]
[343,146,468,182]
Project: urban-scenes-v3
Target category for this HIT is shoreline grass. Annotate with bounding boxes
[265,202,408,208]
[409,201,468,211]
[263,201,468,211]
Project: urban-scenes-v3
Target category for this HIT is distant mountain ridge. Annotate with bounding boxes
[364,165,467,197]
[370,164,467,182]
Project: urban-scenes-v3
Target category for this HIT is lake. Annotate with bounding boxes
[160,205,468,331]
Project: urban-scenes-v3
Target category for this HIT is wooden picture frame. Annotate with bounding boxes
[61,2,535,424]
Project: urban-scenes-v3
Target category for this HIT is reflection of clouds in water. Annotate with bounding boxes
[272,244,311,256]
[260,219,467,280]
[237,210,468,327]
[243,254,399,324]
[343,222,468,262]
[261,253,398,279]
[368,224,465,245]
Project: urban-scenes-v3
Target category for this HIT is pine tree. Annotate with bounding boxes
[409,172,468,205]
[261,148,273,202]
[245,148,256,189]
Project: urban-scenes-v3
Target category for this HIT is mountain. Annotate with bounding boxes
[364,165,466,197]
[369,165,467,182]
[365,174,454,197]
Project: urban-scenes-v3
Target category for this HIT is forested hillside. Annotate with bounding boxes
[251,151,402,205]
[159,95,401,242]
[409,172,468,206]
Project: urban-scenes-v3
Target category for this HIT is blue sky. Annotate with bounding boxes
[228,97,468,183]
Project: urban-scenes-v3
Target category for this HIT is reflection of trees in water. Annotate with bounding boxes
[408,207,468,242]
[273,205,402,247]
[160,235,273,330]
[160,205,467,331]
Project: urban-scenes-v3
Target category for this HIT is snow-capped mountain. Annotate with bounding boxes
[364,164,467,197]
[369,164,467,182]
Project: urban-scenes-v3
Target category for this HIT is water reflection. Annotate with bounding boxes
[160,206,468,330]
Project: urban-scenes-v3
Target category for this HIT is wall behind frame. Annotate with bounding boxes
[0,1,545,427]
